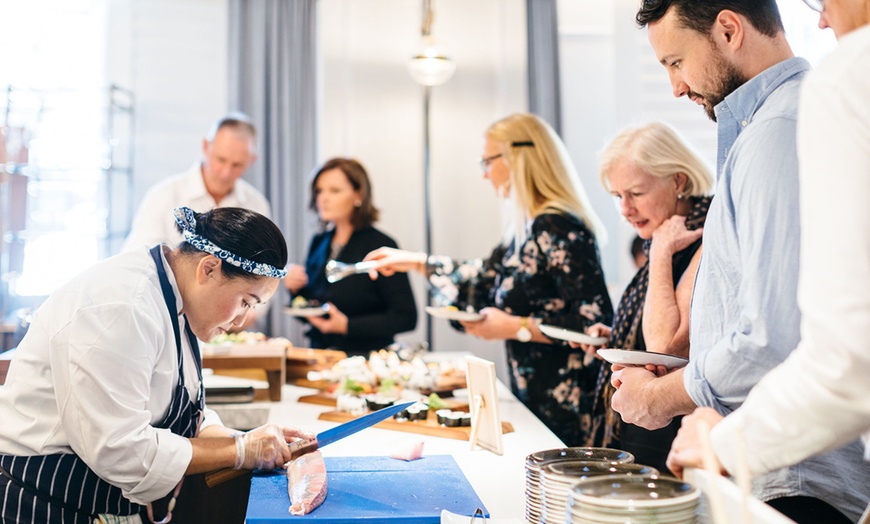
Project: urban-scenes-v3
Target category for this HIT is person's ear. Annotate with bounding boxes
[713,10,745,51]
[196,256,223,285]
[202,137,211,157]
[674,172,689,196]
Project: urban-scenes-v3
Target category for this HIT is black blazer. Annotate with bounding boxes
[294,226,417,356]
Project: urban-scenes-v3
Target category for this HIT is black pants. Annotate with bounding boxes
[766,495,852,524]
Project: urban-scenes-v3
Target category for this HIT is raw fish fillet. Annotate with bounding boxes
[287,450,328,515]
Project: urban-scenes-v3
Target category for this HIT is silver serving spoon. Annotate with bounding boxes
[325,260,379,283]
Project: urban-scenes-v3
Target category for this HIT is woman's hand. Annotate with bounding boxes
[460,307,516,341]
[307,302,348,335]
[283,264,308,293]
[650,215,703,260]
[233,424,314,470]
[570,323,612,358]
[362,247,427,279]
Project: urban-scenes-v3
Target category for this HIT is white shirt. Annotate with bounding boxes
[122,163,272,251]
[712,24,870,476]
[0,247,222,504]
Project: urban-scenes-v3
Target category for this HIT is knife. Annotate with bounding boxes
[288,400,416,459]
[204,400,417,487]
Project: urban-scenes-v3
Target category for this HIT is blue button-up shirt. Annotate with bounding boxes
[685,57,870,520]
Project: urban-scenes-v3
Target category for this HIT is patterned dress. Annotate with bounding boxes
[427,212,613,446]
[585,196,712,470]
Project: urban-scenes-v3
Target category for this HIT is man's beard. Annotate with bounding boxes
[690,50,747,122]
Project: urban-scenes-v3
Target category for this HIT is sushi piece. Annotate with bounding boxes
[287,450,328,515]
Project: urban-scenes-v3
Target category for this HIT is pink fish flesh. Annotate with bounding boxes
[287,450,328,515]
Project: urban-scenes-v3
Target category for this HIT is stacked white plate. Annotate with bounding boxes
[540,462,658,524]
[568,474,700,524]
[524,448,634,524]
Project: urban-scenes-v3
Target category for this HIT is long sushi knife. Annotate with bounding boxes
[289,400,416,459]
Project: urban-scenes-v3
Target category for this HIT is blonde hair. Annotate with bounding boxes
[599,122,713,197]
[486,113,606,247]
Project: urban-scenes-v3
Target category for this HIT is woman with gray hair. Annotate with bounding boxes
[578,121,713,472]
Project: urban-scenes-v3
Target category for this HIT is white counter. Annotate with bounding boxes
[257,380,563,520]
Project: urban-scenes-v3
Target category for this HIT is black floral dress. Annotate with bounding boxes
[427,213,613,446]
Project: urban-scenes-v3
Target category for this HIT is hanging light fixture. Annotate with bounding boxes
[407,0,455,86]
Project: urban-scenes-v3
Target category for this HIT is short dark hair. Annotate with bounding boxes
[309,158,380,230]
[636,0,784,38]
[207,111,257,142]
[177,207,288,280]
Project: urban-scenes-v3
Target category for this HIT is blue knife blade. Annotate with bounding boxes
[289,400,416,459]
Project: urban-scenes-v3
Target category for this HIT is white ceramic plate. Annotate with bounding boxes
[425,306,484,322]
[539,324,608,346]
[597,349,689,370]
[283,305,329,318]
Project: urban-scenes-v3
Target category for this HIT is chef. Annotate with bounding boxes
[0,207,309,523]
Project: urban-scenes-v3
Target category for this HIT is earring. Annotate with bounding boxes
[677,193,684,200]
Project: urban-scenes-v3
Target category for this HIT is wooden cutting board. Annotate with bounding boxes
[317,409,513,441]
[298,392,469,411]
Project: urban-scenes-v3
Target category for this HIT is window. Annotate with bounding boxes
[0,0,130,313]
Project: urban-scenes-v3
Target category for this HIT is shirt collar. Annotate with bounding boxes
[715,57,811,126]
[180,162,239,205]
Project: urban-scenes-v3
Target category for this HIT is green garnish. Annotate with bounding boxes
[428,393,450,410]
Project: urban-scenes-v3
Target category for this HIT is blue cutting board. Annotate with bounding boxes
[246,455,489,523]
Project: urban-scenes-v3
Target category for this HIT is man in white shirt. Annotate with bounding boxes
[667,0,870,486]
[122,112,271,251]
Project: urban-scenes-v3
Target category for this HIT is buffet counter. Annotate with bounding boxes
[257,378,563,520]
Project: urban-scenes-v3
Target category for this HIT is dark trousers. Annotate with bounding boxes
[766,495,852,524]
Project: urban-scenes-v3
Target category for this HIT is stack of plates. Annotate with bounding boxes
[540,462,658,524]
[568,474,700,524]
[524,448,634,524]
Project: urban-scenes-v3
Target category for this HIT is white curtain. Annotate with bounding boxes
[228,0,318,341]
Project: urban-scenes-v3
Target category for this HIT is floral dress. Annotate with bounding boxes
[427,213,613,446]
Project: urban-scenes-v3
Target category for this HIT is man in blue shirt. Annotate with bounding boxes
[609,1,870,522]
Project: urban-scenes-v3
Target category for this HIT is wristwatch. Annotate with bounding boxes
[516,316,533,343]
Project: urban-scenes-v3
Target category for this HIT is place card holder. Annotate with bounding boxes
[465,356,503,455]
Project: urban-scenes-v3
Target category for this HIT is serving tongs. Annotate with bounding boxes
[325,260,379,283]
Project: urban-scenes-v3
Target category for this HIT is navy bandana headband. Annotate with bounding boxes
[172,207,287,279]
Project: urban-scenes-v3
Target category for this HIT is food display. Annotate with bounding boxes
[290,296,322,309]
[209,331,268,344]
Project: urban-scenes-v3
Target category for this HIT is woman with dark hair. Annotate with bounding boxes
[284,158,417,356]
[0,207,309,523]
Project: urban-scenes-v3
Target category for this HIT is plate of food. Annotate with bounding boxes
[284,296,329,317]
[596,349,689,370]
[424,306,484,322]
[539,324,608,346]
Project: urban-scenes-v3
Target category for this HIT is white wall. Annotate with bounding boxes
[107,0,229,212]
[318,0,527,381]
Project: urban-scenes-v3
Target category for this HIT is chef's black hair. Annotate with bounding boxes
[176,207,288,280]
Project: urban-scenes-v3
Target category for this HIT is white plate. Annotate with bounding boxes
[597,349,689,370]
[425,306,484,322]
[283,305,329,318]
[539,324,608,346]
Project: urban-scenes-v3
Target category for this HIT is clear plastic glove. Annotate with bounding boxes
[233,424,310,470]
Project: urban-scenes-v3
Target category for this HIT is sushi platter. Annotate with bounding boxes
[317,407,514,441]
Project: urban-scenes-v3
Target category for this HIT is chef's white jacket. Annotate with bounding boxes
[0,246,222,504]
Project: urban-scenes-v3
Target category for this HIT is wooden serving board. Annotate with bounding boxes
[317,409,513,441]
[298,392,469,411]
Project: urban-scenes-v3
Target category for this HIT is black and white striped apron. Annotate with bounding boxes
[0,246,204,523]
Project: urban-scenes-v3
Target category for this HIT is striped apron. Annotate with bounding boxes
[0,246,204,523]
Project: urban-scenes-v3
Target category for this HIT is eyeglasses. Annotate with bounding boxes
[802,0,824,12]
[479,153,503,172]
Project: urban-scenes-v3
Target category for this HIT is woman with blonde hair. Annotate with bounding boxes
[578,121,713,471]
[364,113,613,446]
